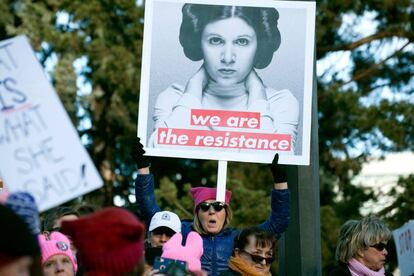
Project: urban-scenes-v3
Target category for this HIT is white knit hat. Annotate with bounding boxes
[149,211,181,233]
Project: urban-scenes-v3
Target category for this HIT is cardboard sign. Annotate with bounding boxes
[393,220,414,276]
[138,0,316,165]
[0,36,103,211]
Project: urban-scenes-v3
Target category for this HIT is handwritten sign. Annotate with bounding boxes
[393,220,414,276]
[0,36,103,211]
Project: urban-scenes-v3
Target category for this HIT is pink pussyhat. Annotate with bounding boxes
[161,232,203,274]
[190,187,232,213]
[38,231,78,273]
[0,180,10,204]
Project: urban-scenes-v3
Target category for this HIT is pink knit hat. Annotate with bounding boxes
[190,187,232,212]
[0,180,9,204]
[161,232,203,273]
[38,231,78,273]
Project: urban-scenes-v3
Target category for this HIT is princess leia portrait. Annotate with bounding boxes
[150,3,299,151]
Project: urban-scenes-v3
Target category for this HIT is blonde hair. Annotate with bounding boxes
[193,206,233,235]
[335,216,391,263]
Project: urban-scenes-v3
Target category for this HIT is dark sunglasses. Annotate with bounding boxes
[242,250,275,264]
[198,201,226,212]
[370,242,387,251]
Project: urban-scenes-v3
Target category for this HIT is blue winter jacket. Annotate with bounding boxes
[135,173,290,276]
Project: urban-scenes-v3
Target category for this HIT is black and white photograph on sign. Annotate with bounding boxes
[138,0,315,165]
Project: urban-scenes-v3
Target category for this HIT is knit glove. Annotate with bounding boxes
[269,153,287,183]
[161,232,203,274]
[133,137,151,169]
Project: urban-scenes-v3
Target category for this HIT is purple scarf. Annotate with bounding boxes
[348,258,386,276]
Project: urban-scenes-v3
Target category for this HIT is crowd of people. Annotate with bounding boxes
[0,139,395,276]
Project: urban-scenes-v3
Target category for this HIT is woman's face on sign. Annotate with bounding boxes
[201,17,257,86]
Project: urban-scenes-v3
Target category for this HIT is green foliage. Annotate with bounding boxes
[381,175,414,229]
[320,206,341,273]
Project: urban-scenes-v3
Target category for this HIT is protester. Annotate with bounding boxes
[134,138,290,275]
[43,206,80,232]
[329,216,393,276]
[61,207,146,276]
[144,210,182,273]
[0,204,42,276]
[220,227,276,276]
[148,211,182,248]
[38,231,78,276]
[144,211,182,274]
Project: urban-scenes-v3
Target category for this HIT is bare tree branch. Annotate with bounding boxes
[343,40,412,86]
[317,30,412,56]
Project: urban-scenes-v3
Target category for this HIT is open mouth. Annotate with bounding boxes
[207,219,217,228]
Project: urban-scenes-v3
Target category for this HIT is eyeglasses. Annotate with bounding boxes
[241,250,275,264]
[198,201,226,212]
[370,242,387,251]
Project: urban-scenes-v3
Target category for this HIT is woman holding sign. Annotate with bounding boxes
[134,138,290,276]
[151,4,299,151]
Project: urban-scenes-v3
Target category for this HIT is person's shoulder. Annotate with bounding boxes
[216,227,238,238]
[154,83,185,108]
[265,87,298,105]
[180,220,193,233]
[157,83,185,98]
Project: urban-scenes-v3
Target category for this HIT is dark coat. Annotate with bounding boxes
[135,173,290,276]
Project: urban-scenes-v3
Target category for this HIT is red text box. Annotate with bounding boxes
[190,109,260,129]
[157,128,291,151]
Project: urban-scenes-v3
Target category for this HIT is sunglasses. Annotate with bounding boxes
[198,201,226,212]
[370,242,387,251]
[242,250,275,264]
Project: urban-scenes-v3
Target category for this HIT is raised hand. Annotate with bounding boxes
[269,153,287,184]
[133,137,151,169]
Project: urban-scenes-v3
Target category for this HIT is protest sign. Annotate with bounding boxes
[0,36,103,211]
[138,0,316,165]
[393,220,414,276]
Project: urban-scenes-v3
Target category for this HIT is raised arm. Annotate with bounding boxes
[258,153,290,239]
[133,138,161,226]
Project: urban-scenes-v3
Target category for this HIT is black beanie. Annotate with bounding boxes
[0,204,40,266]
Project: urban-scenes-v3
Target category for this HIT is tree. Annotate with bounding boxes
[316,0,414,273]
